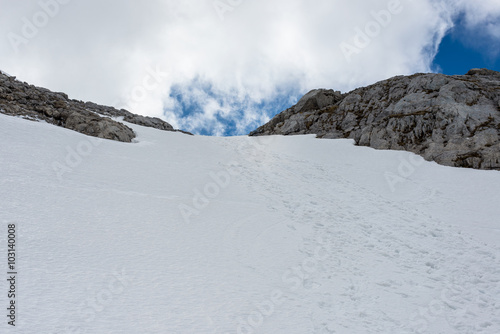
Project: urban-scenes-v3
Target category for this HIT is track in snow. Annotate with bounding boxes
[0,114,499,334]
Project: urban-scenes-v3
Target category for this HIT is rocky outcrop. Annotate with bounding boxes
[250,69,500,170]
[0,71,191,142]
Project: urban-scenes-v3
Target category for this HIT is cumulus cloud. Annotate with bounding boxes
[0,0,498,135]
[438,0,500,60]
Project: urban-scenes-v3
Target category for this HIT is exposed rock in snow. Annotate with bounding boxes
[0,71,191,142]
[250,69,500,170]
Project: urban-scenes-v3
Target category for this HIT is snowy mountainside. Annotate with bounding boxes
[0,114,499,334]
[250,69,500,170]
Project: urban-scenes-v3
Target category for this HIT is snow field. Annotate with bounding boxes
[0,114,499,333]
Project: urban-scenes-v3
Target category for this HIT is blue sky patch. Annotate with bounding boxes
[433,15,500,75]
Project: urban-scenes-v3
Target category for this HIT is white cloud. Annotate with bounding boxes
[0,0,498,135]
[449,0,500,24]
[438,0,500,56]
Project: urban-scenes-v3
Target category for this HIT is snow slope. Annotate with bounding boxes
[0,113,499,334]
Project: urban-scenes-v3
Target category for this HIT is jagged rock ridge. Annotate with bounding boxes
[250,69,500,170]
[0,71,191,142]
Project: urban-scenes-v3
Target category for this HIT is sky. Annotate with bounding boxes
[1,0,499,136]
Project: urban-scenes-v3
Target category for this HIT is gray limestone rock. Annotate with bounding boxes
[250,69,500,170]
[0,72,191,142]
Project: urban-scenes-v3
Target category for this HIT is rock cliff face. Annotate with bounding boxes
[250,69,500,170]
[0,71,190,142]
